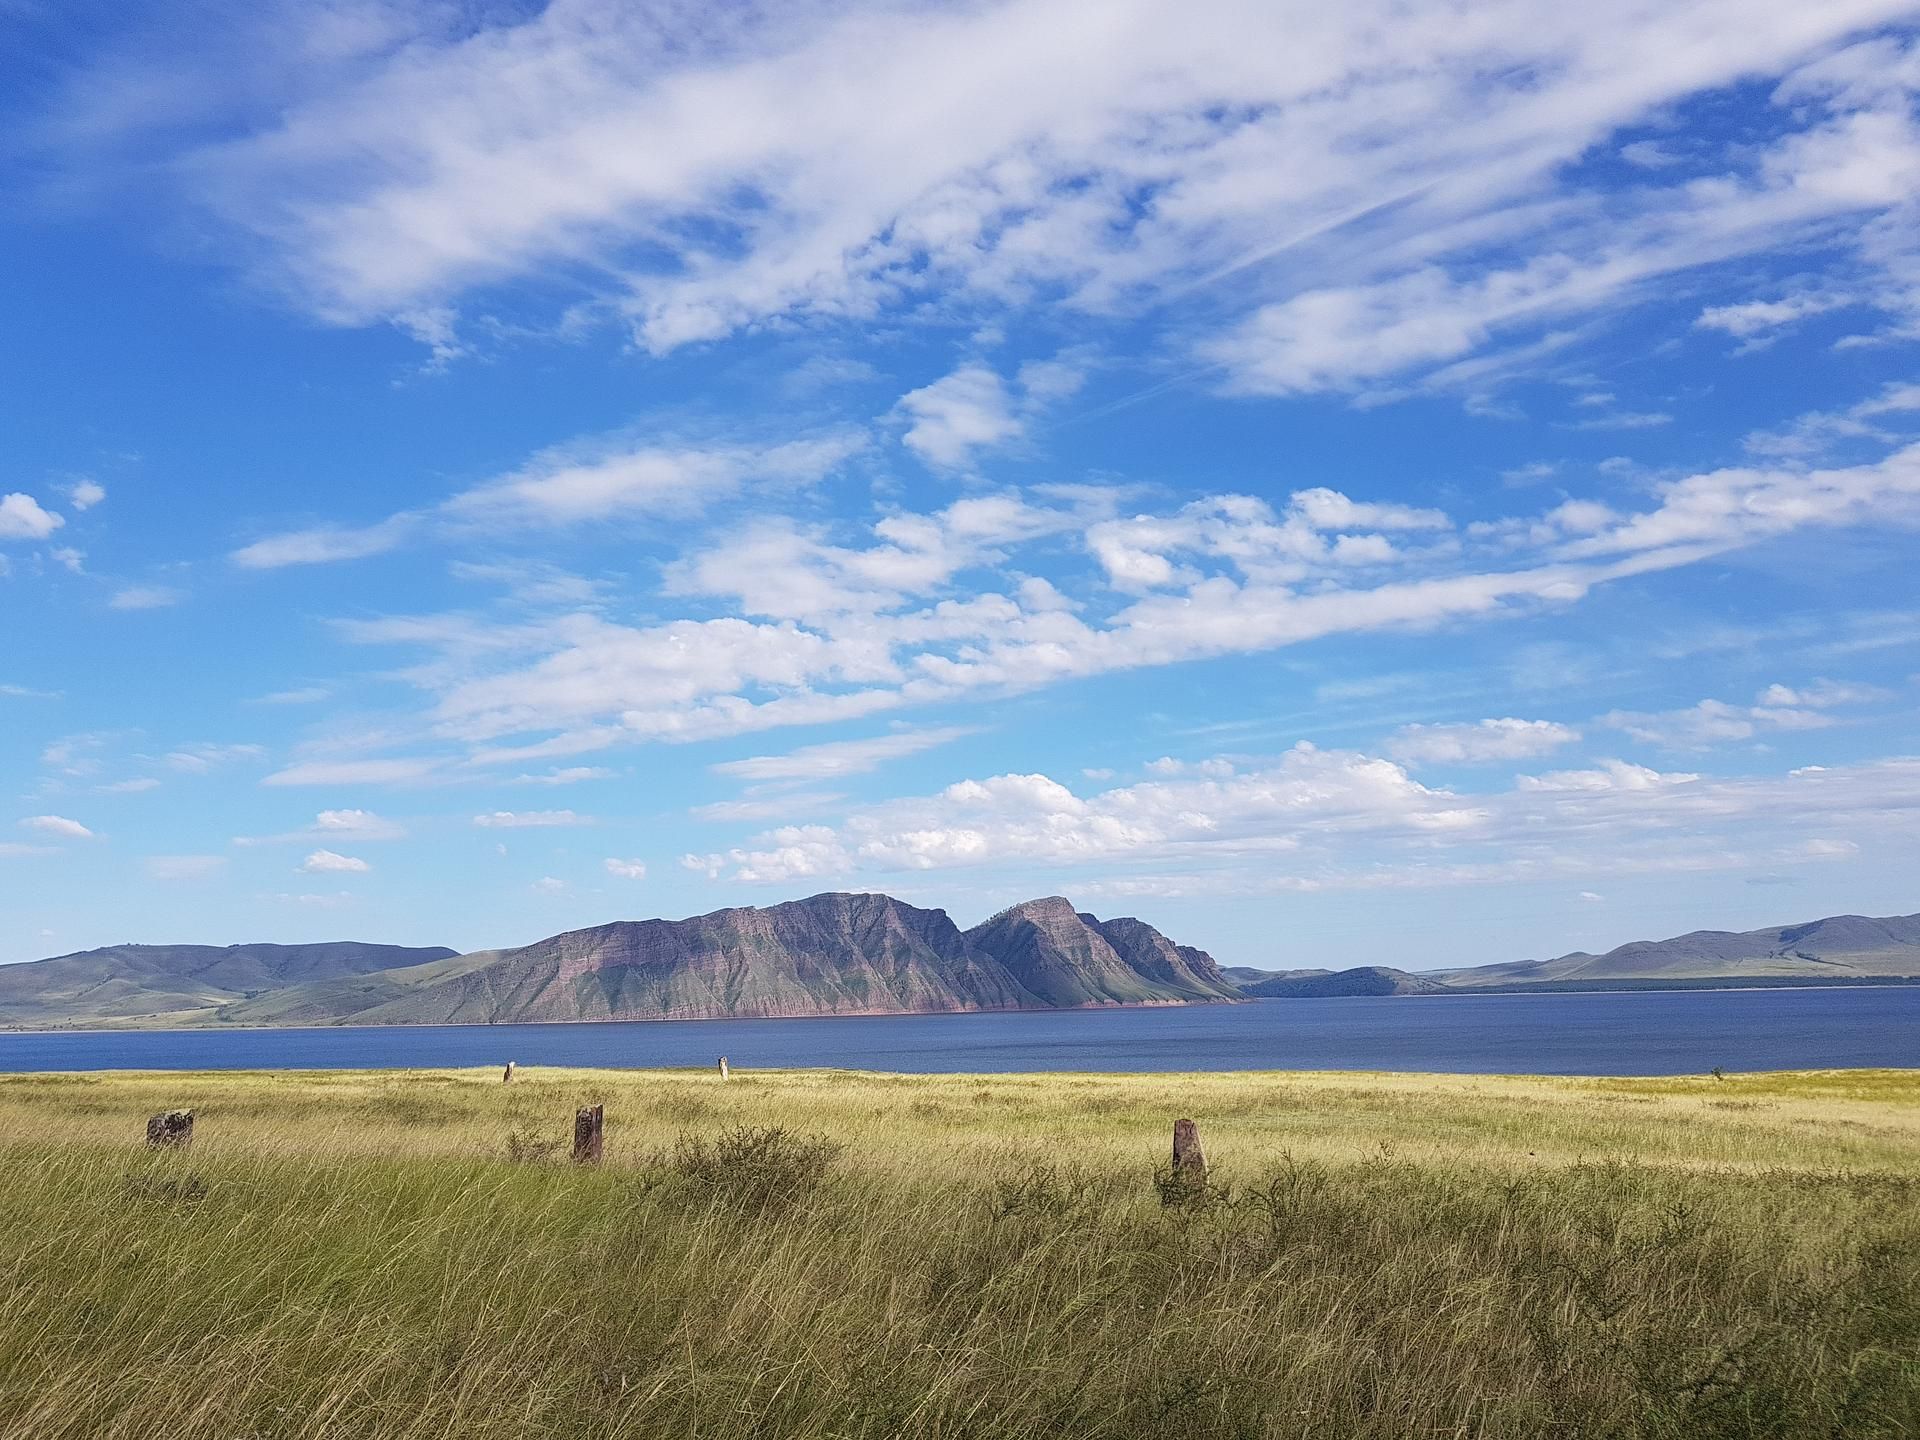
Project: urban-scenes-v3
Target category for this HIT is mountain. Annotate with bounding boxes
[0,942,459,1028]
[1437,912,1920,987]
[1240,966,1449,998]
[958,899,1240,1007]
[0,893,1237,1028]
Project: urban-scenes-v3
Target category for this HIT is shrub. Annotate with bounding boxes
[662,1125,842,1215]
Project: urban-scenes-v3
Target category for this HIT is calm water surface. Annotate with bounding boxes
[1,988,1915,1075]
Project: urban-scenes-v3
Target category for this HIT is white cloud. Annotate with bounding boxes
[67,479,106,510]
[300,848,369,874]
[20,814,95,840]
[513,767,615,786]
[231,514,421,570]
[603,858,647,879]
[712,726,974,783]
[261,757,439,787]
[313,808,405,839]
[44,0,1920,391]
[895,365,1022,471]
[235,809,407,846]
[320,433,1920,774]
[252,686,331,705]
[1744,380,1920,459]
[1387,719,1582,766]
[49,547,85,573]
[532,876,568,894]
[0,494,63,540]
[96,777,161,794]
[143,855,226,881]
[1515,760,1701,793]
[1603,679,1881,749]
[233,433,863,568]
[692,745,1920,896]
[108,584,183,611]
[1697,291,1850,340]
[471,809,589,828]
[165,743,265,774]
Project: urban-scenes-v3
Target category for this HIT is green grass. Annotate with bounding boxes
[2,1066,1916,1438]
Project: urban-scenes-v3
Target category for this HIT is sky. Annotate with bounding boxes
[2,0,1918,972]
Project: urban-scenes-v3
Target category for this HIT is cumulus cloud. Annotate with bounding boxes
[603,858,647,879]
[688,746,1920,897]
[895,365,1022,471]
[299,849,369,873]
[0,494,63,540]
[67,479,106,510]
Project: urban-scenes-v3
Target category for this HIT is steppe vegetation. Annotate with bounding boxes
[1,1066,1915,1438]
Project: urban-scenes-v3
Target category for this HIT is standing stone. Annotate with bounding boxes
[146,1110,194,1149]
[502,1061,516,1083]
[1172,1118,1205,1179]
[572,1104,604,1164]
[717,1056,730,1081]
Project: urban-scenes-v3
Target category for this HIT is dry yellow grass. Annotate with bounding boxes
[1,1066,1915,1438]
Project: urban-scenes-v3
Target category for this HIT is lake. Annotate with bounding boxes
[1,987,1915,1075]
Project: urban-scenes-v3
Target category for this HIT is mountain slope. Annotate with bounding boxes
[232,893,1049,1026]
[0,942,459,1027]
[962,898,1239,1006]
[219,894,1245,1026]
[1440,912,1920,986]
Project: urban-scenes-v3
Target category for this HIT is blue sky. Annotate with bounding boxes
[3,0,1918,970]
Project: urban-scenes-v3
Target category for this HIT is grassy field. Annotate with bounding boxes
[1,1066,1916,1439]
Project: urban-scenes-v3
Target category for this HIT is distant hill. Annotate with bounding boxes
[1436,913,1920,988]
[0,942,459,1028]
[1241,966,1449,998]
[2,894,1235,1029]
[1222,965,1332,985]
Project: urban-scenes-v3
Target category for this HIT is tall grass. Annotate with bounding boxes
[1,1067,1915,1438]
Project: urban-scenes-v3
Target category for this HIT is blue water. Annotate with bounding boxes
[0,988,1914,1075]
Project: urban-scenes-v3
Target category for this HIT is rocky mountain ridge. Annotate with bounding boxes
[0,893,1236,1029]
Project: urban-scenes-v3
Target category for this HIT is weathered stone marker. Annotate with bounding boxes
[717,1056,730,1081]
[146,1110,194,1149]
[572,1104,604,1164]
[502,1060,516,1083]
[1172,1118,1205,1180]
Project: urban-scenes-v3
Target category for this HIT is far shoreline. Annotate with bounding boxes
[4,975,1920,1036]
